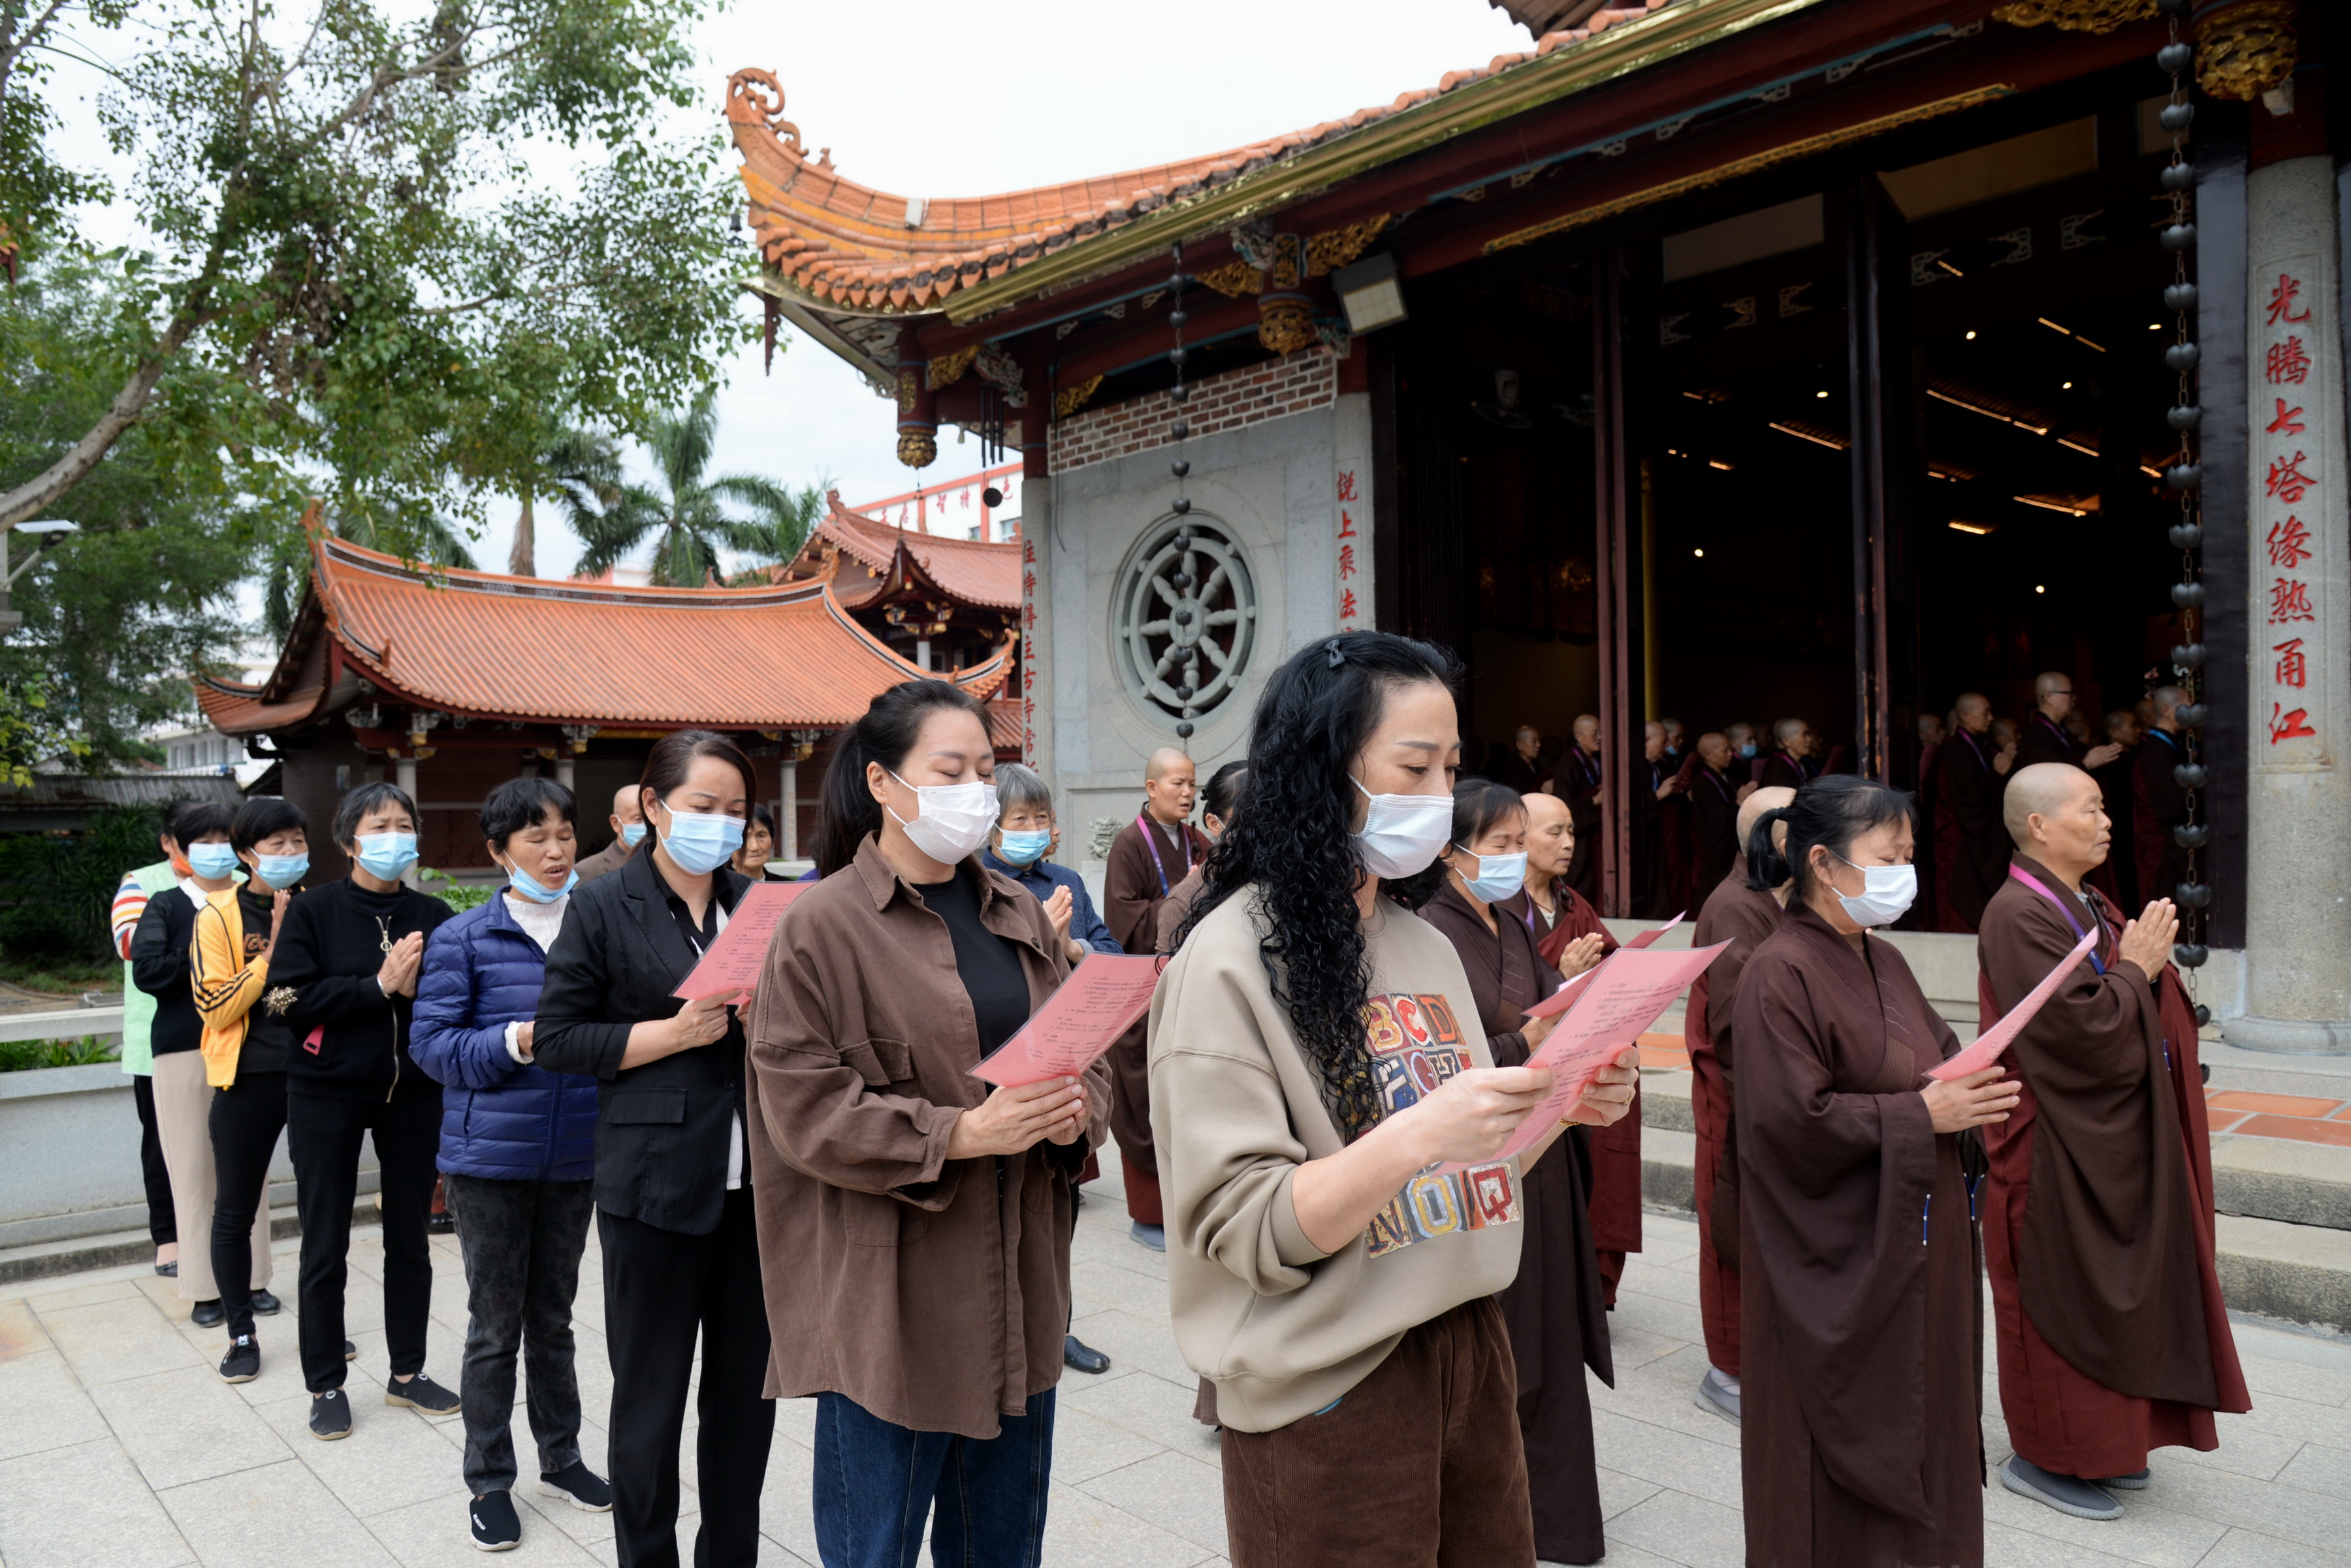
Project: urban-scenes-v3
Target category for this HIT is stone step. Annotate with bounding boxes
[1635,1115,2351,1333]
[0,1200,380,1287]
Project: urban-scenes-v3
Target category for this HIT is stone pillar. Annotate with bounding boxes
[2232,149,2351,1051]
[395,754,418,802]
[915,637,931,671]
[780,757,797,859]
[1333,370,1374,633]
[554,756,575,791]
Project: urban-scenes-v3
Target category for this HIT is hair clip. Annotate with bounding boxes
[1325,637,1346,669]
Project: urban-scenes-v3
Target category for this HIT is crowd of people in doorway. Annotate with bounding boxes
[105,629,2237,1568]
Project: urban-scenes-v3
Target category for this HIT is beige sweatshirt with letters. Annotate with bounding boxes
[1147,887,1526,1432]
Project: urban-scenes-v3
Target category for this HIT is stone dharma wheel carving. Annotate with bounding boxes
[1115,515,1258,731]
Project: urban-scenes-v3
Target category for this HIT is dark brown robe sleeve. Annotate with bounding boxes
[2014,718,2077,773]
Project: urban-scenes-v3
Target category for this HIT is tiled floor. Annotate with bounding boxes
[3,1179,2347,1566]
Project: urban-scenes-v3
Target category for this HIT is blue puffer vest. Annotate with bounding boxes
[409,893,598,1181]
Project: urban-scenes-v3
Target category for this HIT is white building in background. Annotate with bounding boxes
[853,462,1022,543]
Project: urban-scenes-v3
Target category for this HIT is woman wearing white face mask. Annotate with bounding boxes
[535,731,773,1568]
[745,679,1110,1568]
[1417,779,1616,1564]
[1731,776,2017,1568]
[1149,632,1640,1568]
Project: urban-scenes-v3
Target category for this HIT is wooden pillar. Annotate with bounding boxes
[1594,248,1634,918]
[1844,179,1895,784]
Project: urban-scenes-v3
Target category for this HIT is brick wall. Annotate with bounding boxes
[1048,349,1339,473]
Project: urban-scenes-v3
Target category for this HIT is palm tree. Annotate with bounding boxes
[568,390,820,588]
[511,427,622,577]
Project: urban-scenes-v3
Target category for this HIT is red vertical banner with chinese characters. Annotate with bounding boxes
[1021,535,1040,765]
[2252,261,2333,770]
[1336,468,1362,630]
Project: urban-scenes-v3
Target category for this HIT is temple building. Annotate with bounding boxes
[730,0,2350,1051]
[775,490,1022,673]
[198,514,1012,876]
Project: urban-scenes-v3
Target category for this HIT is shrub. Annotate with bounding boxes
[0,1035,121,1072]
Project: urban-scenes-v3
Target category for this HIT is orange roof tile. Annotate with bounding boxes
[203,529,999,733]
[985,696,1021,754]
[728,1,1684,315]
[812,495,1020,613]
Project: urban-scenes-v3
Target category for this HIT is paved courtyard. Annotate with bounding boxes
[3,1163,2350,1567]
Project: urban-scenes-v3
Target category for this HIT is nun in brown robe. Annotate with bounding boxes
[1422,779,1613,1565]
[1975,765,2247,1505]
[1734,777,2020,1568]
[1516,792,1641,1306]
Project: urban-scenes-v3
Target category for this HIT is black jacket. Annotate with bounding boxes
[534,848,753,1236]
[268,878,453,1102]
[129,884,202,1056]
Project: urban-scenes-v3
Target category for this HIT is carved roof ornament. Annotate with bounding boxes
[729,69,810,162]
[2193,0,2296,101]
[1055,376,1106,419]
[926,344,980,391]
[1990,0,2157,31]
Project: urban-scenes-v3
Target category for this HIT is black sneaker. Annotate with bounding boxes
[536,1460,613,1512]
[309,1390,351,1441]
[190,1298,226,1328]
[428,1211,457,1235]
[218,1334,261,1383]
[250,1289,282,1316]
[385,1371,460,1415]
[468,1490,521,1552]
[343,1339,357,1362]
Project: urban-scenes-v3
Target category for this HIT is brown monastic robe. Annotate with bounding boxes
[1551,745,1605,899]
[1102,812,1211,1224]
[1684,856,1783,1379]
[2135,728,2192,909]
[1688,762,1741,895]
[1934,727,2007,933]
[1421,881,1614,1565]
[1516,882,1642,1305]
[1976,854,2249,1479]
[2091,752,2141,910]
[1758,751,1807,793]
[1735,904,1984,1568]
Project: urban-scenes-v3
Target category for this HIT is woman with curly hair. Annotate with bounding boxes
[1418,778,1615,1565]
[1150,630,1639,1568]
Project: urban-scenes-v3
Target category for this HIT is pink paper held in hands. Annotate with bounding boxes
[1437,940,1729,1174]
[1927,927,2100,1081]
[671,882,811,1000]
[970,954,1163,1088]
[1624,912,1684,950]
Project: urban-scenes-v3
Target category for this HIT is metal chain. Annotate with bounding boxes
[1166,243,1198,742]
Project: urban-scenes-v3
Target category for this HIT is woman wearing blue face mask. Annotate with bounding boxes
[1418,778,1616,1565]
[534,730,775,1568]
[982,761,1117,968]
[191,797,309,1380]
[132,800,276,1330]
[268,780,460,1439]
[411,777,609,1550]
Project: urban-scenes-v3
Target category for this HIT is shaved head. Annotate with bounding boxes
[610,784,643,829]
[2003,762,2095,844]
[1726,722,1756,749]
[1522,789,1575,880]
[1917,712,1945,744]
[1955,692,1992,734]
[1526,790,1571,833]
[1697,731,1731,766]
[2151,685,2188,719]
[1573,713,1600,743]
[1738,784,1796,846]
[1143,746,1197,825]
[2032,671,2071,700]
[1145,746,1191,782]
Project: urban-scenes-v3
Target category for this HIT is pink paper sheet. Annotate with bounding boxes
[970,953,1163,1088]
[1624,913,1685,950]
[1439,940,1728,1174]
[671,882,811,1000]
[1925,928,2101,1081]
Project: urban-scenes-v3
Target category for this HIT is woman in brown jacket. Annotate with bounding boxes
[746,678,1111,1568]
[1419,779,1614,1565]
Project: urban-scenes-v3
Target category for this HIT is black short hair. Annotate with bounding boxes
[816,680,992,876]
[1751,775,1917,899]
[1450,777,1525,850]
[748,801,776,837]
[333,780,419,847]
[638,730,760,848]
[479,777,575,849]
[231,797,308,854]
[170,801,235,844]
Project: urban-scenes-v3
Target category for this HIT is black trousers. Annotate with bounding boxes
[210,1070,288,1341]
[443,1172,594,1496]
[600,1188,775,1568]
[287,1091,441,1392]
[133,1071,176,1248]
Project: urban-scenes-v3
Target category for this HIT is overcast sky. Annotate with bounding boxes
[50,0,1531,580]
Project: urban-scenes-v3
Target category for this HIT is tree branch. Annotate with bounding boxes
[0,0,72,108]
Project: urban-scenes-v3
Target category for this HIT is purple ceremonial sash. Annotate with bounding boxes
[1136,811,1189,897]
[2006,865,2109,976]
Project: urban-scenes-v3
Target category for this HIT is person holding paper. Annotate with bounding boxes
[534,731,774,1568]
[1505,790,1639,1305]
[1151,631,1637,1568]
[1733,776,2017,1568]
[1976,764,2247,1522]
[1102,746,1212,1251]
[1682,784,1793,1425]
[746,678,1108,1568]
[1419,778,1615,1566]
[410,777,610,1551]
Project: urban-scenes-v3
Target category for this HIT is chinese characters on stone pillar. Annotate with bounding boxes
[1021,537,1040,765]
[2256,266,2328,762]
[1337,470,1362,628]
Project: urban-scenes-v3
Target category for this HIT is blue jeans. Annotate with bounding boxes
[812,1389,1055,1568]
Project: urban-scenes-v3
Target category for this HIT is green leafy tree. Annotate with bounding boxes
[513,425,621,576]
[569,389,820,588]
[0,0,746,546]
